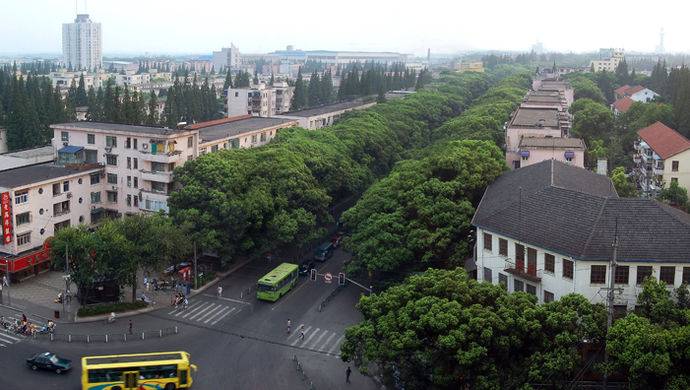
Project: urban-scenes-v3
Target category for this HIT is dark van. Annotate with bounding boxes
[313,242,334,262]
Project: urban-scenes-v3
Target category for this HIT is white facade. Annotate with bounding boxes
[629,88,659,103]
[227,86,276,117]
[62,14,102,71]
[212,45,241,72]
[276,101,377,130]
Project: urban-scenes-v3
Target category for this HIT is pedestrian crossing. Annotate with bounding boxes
[0,310,40,348]
[0,330,23,348]
[287,324,345,356]
[167,299,241,326]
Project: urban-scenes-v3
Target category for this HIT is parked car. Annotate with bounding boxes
[164,261,191,275]
[313,242,334,262]
[299,259,316,276]
[26,352,72,374]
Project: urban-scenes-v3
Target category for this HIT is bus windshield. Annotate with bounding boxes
[257,283,274,292]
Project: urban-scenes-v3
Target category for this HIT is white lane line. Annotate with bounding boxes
[318,332,337,352]
[196,305,226,323]
[202,294,252,306]
[210,307,237,325]
[308,330,329,349]
[179,302,212,318]
[203,307,230,324]
[188,304,218,321]
[0,343,5,348]
[168,301,202,315]
[287,324,306,342]
[299,328,320,348]
[290,326,312,346]
[327,335,345,354]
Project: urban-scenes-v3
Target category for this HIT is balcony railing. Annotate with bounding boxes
[504,263,542,283]
[140,170,174,183]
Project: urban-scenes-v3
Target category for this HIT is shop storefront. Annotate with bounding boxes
[0,241,52,282]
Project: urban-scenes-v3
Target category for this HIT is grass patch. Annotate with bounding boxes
[77,301,148,317]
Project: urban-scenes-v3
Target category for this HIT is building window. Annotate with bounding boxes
[127,157,132,169]
[15,212,30,226]
[126,194,132,207]
[127,176,132,187]
[133,158,138,169]
[133,177,138,189]
[483,267,492,283]
[79,216,84,223]
[53,200,70,216]
[671,177,678,185]
[544,290,554,303]
[133,138,138,150]
[106,154,118,166]
[483,233,492,251]
[590,265,606,284]
[52,183,61,196]
[544,253,555,273]
[90,191,101,204]
[526,284,536,295]
[17,232,31,246]
[498,273,508,290]
[251,134,257,143]
[683,267,690,284]
[125,137,131,149]
[498,238,507,256]
[563,259,573,279]
[63,181,69,192]
[515,244,525,271]
[615,265,629,284]
[106,136,117,148]
[61,131,69,142]
[107,173,118,184]
[660,266,675,285]
[14,190,28,205]
[211,145,219,153]
[90,173,100,185]
[151,181,167,193]
[187,137,193,148]
[54,220,70,232]
[527,247,537,275]
[637,266,653,285]
[106,191,118,203]
[87,133,95,144]
[133,195,139,207]
[514,279,524,292]
[260,132,266,142]
[672,161,679,172]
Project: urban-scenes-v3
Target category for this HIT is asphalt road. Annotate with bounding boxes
[0,248,376,390]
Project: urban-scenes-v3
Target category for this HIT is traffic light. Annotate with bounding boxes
[310,269,317,281]
[338,272,345,286]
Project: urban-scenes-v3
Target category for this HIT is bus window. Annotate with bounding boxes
[180,369,188,385]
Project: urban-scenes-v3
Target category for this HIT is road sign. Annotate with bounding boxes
[324,272,333,283]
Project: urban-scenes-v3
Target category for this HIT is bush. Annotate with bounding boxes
[77,301,148,317]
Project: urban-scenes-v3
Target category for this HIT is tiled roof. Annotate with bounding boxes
[473,160,690,262]
[625,85,645,95]
[612,97,634,113]
[198,117,297,142]
[637,121,690,159]
[614,85,631,96]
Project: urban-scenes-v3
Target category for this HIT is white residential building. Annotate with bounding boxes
[212,45,241,72]
[62,14,102,71]
[275,99,376,130]
[227,85,276,117]
[589,48,624,73]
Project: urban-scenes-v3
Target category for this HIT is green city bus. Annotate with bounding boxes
[257,262,299,302]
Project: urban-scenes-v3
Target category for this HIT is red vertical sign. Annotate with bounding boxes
[1,192,12,244]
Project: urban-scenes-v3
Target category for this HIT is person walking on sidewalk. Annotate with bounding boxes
[128,320,133,335]
[346,366,352,383]
[286,319,291,334]
[217,285,223,298]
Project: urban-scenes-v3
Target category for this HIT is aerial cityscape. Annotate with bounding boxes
[2,0,690,389]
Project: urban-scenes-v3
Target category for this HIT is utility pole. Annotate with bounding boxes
[603,221,619,390]
[63,244,69,316]
[193,242,198,290]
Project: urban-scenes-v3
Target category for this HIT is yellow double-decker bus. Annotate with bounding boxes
[81,351,197,390]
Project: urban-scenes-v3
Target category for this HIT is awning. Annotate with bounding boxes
[564,151,575,159]
[58,145,84,154]
[520,150,530,158]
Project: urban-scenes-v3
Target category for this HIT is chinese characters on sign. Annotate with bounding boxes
[1,192,12,244]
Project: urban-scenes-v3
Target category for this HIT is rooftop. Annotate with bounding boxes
[519,137,586,149]
[197,116,297,143]
[51,122,189,137]
[0,163,102,189]
[509,107,561,129]
[283,99,373,118]
[637,121,690,159]
[473,160,690,263]
[612,97,635,113]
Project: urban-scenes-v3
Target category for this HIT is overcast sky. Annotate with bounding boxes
[0,0,687,56]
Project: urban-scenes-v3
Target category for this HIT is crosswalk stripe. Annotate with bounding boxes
[328,335,345,354]
[318,332,337,352]
[211,307,236,325]
[309,330,329,349]
[0,332,21,342]
[203,307,229,324]
[168,300,202,315]
[196,305,226,323]
[0,343,5,348]
[179,302,212,318]
[291,326,312,346]
[299,328,320,348]
[286,323,306,342]
[0,334,18,344]
[188,304,218,321]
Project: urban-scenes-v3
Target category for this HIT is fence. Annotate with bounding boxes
[34,326,179,343]
[292,354,316,390]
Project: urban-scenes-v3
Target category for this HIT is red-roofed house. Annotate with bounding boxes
[612,96,634,115]
[634,121,690,195]
[615,85,659,102]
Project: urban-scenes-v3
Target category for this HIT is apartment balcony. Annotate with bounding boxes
[140,150,182,164]
[140,170,174,183]
[139,191,169,213]
[140,188,171,199]
[504,263,542,283]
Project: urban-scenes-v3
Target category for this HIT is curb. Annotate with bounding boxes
[74,257,255,323]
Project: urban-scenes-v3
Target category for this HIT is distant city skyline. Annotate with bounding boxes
[0,0,688,56]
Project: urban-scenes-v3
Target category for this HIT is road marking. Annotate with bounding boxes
[287,324,306,341]
[318,332,337,351]
[179,302,212,318]
[0,332,21,342]
[202,294,252,305]
[188,304,218,321]
[309,329,329,349]
[203,307,230,324]
[290,326,312,346]
[328,335,345,354]
[196,305,226,323]
[168,301,202,315]
[299,328,320,348]
[210,307,237,325]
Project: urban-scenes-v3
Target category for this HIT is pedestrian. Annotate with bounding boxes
[21,313,27,323]
[299,325,305,340]
[217,285,223,298]
[144,276,148,291]
[286,319,291,334]
[128,320,132,335]
[346,366,352,383]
